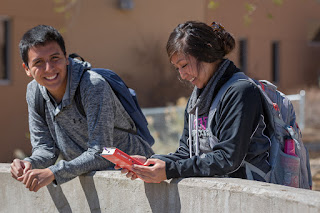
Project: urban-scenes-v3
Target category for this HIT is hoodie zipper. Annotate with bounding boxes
[189,106,200,158]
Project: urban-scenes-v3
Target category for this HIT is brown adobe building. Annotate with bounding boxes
[0,0,319,162]
[207,0,320,91]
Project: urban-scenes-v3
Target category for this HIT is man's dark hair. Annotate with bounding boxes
[19,25,66,66]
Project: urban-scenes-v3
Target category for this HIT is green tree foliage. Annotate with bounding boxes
[52,0,79,33]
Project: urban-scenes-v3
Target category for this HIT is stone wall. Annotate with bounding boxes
[1,163,320,213]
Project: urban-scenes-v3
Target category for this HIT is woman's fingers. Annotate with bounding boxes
[131,155,147,164]
[117,158,166,183]
[131,159,166,183]
[114,165,121,170]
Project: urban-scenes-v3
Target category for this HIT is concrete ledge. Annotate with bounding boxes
[1,163,320,213]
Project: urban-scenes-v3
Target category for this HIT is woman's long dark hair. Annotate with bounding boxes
[166,21,235,63]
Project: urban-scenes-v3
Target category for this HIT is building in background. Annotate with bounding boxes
[0,0,319,162]
[206,0,320,91]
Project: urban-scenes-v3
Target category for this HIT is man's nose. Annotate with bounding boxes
[45,61,54,71]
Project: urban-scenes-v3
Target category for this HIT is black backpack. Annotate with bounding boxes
[207,72,312,189]
[35,53,155,146]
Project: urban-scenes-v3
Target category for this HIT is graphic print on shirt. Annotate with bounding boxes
[191,116,219,156]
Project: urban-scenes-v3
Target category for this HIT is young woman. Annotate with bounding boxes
[117,21,271,183]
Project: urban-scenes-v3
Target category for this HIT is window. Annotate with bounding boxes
[239,39,247,73]
[118,0,134,10]
[272,41,280,84]
[311,28,320,43]
[0,16,10,83]
[309,25,320,46]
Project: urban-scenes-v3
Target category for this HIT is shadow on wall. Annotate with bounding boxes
[47,172,101,213]
[144,178,182,213]
[46,171,182,213]
[79,173,101,213]
[47,184,73,212]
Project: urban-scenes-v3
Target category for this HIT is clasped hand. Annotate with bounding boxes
[10,159,54,192]
[115,155,167,183]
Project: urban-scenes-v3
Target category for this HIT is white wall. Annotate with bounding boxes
[1,163,319,213]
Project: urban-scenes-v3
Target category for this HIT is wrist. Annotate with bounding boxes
[45,168,55,182]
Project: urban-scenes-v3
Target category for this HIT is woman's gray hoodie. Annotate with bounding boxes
[24,58,154,184]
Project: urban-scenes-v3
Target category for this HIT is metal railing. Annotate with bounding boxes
[142,106,184,116]
[287,90,306,130]
[142,90,306,133]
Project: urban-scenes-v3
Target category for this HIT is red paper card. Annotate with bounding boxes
[101,147,143,171]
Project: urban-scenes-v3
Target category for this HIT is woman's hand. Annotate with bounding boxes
[132,158,167,183]
[114,155,147,180]
[115,156,167,183]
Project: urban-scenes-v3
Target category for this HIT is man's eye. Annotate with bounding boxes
[181,64,188,68]
[34,61,43,66]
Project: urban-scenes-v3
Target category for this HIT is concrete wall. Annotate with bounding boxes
[1,163,320,213]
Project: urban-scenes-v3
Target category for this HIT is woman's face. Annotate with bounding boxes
[171,53,216,89]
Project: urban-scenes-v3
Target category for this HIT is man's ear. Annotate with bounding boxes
[23,63,32,77]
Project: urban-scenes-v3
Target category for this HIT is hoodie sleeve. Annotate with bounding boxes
[24,81,60,169]
[154,80,264,179]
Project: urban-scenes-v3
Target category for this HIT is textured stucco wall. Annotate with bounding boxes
[1,163,320,213]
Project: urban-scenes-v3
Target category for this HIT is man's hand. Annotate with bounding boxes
[131,158,167,183]
[10,159,32,180]
[17,168,55,192]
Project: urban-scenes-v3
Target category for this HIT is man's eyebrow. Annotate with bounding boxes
[50,52,62,56]
[31,52,61,63]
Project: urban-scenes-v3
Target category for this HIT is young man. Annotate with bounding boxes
[10,25,154,192]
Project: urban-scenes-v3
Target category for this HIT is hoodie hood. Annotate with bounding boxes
[187,59,231,115]
[186,59,241,157]
[67,57,92,101]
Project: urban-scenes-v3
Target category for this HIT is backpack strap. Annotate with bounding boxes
[207,72,273,181]
[74,81,86,117]
[244,161,270,181]
[207,72,248,132]
[74,69,137,135]
[69,53,154,146]
[35,83,46,121]
[69,53,85,62]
